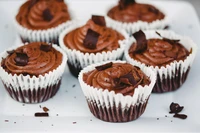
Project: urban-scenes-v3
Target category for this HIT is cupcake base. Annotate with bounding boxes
[67,61,82,77]
[2,79,61,103]
[86,98,148,122]
[153,67,190,93]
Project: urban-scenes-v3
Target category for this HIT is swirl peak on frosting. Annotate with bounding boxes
[64,19,124,53]
[129,39,190,67]
[107,2,165,23]
[1,42,62,76]
[16,0,71,30]
[83,63,150,96]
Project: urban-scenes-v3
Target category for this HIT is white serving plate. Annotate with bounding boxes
[0,0,200,132]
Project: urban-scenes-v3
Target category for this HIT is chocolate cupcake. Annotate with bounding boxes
[125,30,197,93]
[106,0,167,33]
[59,15,128,77]
[0,42,67,103]
[15,0,72,44]
[78,61,156,122]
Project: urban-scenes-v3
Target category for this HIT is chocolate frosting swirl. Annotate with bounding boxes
[129,39,190,67]
[64,19,124,53]
[1,42,62,76]
[107,3,165,23]
[16,0,71,30]
[83,63,150,96]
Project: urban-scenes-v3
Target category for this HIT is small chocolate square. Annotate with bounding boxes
[83,29,100,49]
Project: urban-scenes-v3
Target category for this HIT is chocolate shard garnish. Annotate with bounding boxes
[132,30,147,53]
[173,113,187,119]
[119,0,136,10]
[83,29,100,49]
[148,6,159,14]
[34,112,49,117]
[43,8,53,21]
[92,15,106,26]
[40,44,52,52]
[7,50,15,55]
[28,0,38,10]
[169,102,184,114]
[14,52,29,66]
[43,107,49,112]
[95,62,113,71]
[156,31,180,44]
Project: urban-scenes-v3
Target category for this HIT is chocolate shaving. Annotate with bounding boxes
[40,44,52,52]
[35,112,49,117]
[119,0,136,10]
[169,102,184,114]
[7,50,15,55]
[148,6,159,14]
[14,52,29,66]
[43,107,49,112]
[173,113,187,119]
[156,31,180,44]
[28,0,38,10]
[132,30,147,53]
[92,15,106,26]
[95,62,113,71]
[43,8,53,21]
[83,29,100,49]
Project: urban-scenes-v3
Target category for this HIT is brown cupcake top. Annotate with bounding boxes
[63,19,124,53]
[1,42,62,76]
[107,0,165,23]
[16,0,71,30]
[83,62,150,96]
[129,39,190,67]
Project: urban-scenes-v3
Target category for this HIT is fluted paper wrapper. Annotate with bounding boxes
[0,44,67,103]
[14,17,73,44]
[106,1,169,33]
[125,30,198,93]
[59,20,129,77]
[78,60,156,122]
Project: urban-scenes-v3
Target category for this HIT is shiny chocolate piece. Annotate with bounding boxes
[92,15,106,26]
[119,0,136,10]
[132,30,147,53]
[14,52,29,66]
[169,102,184,114]
[35,112,49,117]
[43,107,49,112]
[43,8,54,21]
[83,29,100,49]
[173,113,187,119]
[40,44,52,52]
[95,62,113,71]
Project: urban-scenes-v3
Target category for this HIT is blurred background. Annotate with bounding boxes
[183,0,200,18]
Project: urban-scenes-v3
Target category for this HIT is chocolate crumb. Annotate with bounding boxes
[51,124,54,126]
[74,96,76,99]
[35,112,49,117]
[90,119,92,121]
[165,115,167,117]
[95,62,113,71]
[164,25,170,30]
[73,122,77,124]
[171,120,173,122]
[173,113,187,119]
[72,84,76,88]
[40,44,52,52]
[56,114,59,116]
[43,107,49,112]
[14,122,16,124]
[43,8,53,21]
[14,52,29,66]
[5,120,9,122]
[39,105,42,108]
[92,15,106,26]
[169,102,184,114]
[83,29,100,49]
[132,30,147,53]
[157,118,159,120]
[22,104,25,106]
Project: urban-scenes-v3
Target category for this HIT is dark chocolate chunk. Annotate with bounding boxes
[43,107,49,112]
[83,29,100,49]
[14,52,29,66]
[95,62,113,71]
[40,44,52,52]
[35,112,49,117]
[43,8,53,21]
[148,6,159,14]
[28,0,38,10]
[132,30,147,53]
[173,113,187,119]
[119,0,136,10]
[4,120,9,122]
[7,50,15,55]
[169,102,184,114]
[92,15,106,26]
[120,72,137,86]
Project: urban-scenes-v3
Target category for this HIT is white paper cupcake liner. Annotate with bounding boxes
[78,60,156,122]
[14,16,74,43]
[125,30,198,93]
[106,1,169,34]
[0,44,67,103]
[59,19,129,77]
